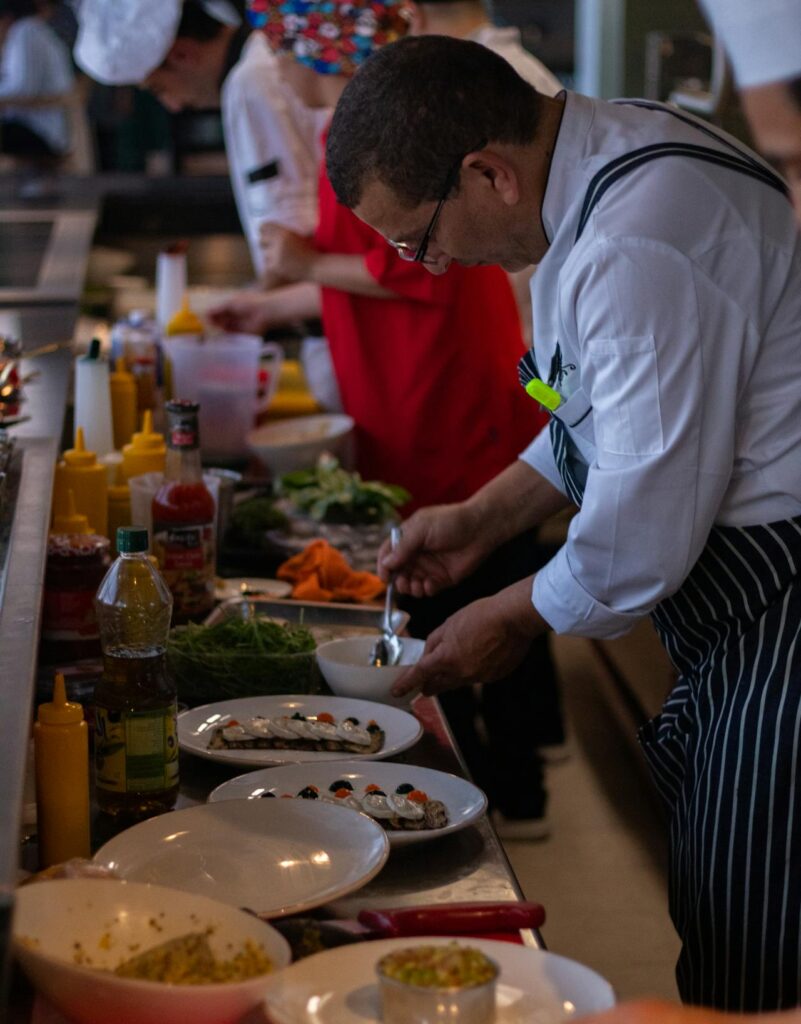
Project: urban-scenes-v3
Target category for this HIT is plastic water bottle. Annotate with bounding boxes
[94,526,178,820]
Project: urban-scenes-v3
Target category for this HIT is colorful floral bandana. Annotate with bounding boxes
[247,0,408,75]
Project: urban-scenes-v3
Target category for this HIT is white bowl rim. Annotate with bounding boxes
[13,878,289,992]
[247,413,355,441]
[316,635,425,667]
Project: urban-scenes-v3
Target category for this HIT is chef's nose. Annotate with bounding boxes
[423,252,452,276]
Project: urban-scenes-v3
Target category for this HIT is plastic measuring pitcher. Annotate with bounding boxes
[164,334,283,459]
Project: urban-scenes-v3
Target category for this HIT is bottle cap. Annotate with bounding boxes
[108,462,130,500]
[62,426,98,467]
[166,296,204,337]
[117,526,149,553]
[37,672,84,726]
[128,410,165,452]
[51,489,91,534]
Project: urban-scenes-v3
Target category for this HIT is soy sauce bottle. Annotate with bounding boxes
[94,526,178,820]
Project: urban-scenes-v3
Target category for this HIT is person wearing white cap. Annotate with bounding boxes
[699,0,801,222]
[75,0,341,410]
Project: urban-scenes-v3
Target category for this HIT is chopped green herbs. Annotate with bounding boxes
[279,456,410,525]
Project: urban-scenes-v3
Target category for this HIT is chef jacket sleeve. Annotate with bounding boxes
[224,63,320,238]
[518,425,567,494]
[532,236,752,638]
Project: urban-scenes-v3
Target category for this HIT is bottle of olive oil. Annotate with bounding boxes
[94,526,178,819]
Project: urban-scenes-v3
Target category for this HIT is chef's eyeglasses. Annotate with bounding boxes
[389,141,487,265]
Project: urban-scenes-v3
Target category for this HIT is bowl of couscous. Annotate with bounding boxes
[13,878,290,1024]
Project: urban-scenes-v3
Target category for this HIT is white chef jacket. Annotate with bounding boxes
[520,92,801,639]
[469,25,562,97]
[0,16,73,153]
[221,33,327,276]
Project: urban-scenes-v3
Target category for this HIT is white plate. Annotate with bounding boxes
[93,799,389,918]
[208,761,487,847]
[262,936,616,1024]
[214,577,292,602]
[178,695,423,768]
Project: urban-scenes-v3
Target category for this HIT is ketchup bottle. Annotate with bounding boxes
[151,400,215,624]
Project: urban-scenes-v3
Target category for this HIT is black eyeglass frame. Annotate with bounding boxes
[389,139,487,266]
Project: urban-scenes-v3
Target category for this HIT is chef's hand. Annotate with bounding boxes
[391,579,546,698]
[207,290,272,334]
[260,224,316,282]
[378,503,491,598]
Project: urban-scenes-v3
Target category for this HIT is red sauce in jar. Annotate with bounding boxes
[40,534,111,664]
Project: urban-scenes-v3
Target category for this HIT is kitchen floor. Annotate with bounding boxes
[502,634,682,1002]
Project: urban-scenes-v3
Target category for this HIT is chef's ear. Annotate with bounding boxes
[461,151,520,206]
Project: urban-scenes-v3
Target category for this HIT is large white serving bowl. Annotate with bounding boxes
[316,635,425,706]
[246,413,354,476]
[12,878,291,1024]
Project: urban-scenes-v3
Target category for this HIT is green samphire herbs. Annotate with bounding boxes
[166,616,318,706]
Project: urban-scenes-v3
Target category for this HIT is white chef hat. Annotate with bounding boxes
[699,0,801,88]
[74,0,242,85]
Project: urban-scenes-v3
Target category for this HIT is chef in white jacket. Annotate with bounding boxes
[323,35,801,1010]
[75,0,340,408]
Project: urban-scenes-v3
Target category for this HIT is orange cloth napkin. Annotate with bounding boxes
[277,539,385,603]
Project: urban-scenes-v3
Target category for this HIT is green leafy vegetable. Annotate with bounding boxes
[227,497,289,549]
[279,456,410,525]
[167,616,319,706]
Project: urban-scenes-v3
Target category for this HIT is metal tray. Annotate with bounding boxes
[205,596,409,636]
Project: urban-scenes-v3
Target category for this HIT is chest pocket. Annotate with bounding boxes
[585,336,663,456]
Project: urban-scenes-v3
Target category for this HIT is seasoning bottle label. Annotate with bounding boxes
[151,522,215,618]
[95,705,179,793]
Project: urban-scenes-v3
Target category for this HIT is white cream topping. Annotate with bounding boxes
[335,720,371,746]
[387,793,425,820]
[224,714,374,747]
[361,792,395,819]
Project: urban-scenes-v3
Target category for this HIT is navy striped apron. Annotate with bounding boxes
[522,105,801,1010]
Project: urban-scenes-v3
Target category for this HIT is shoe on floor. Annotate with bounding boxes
[491,809,551,841]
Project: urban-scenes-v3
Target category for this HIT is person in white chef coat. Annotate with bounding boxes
[74,0,341,409]
[0,0,73,161]
[324,35,801,1011]
[698,0,801,223]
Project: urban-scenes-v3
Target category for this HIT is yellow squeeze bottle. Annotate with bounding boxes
[165,296,204,338]
[53,427,108,537]
[121,410,167,480]
[107,465,131,555]
[110,357,138,450]
[34,672,91,868]
[51,489,91,535]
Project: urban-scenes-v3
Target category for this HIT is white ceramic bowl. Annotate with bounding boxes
[12,878,291,1024]
[316,635,425,706]
[246,414,355,476]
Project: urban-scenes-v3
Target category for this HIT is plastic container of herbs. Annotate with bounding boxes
[166,613,321,707]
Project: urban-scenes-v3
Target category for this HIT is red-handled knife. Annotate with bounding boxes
[357,900,546,937]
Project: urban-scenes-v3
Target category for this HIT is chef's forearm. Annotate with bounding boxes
[264,281,321,324]
[306,253,395,298]
[464,459,571,550]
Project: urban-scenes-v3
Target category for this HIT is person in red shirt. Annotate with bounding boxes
[210,0,562,836]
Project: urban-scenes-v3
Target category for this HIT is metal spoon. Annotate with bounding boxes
[369,525,403,667]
